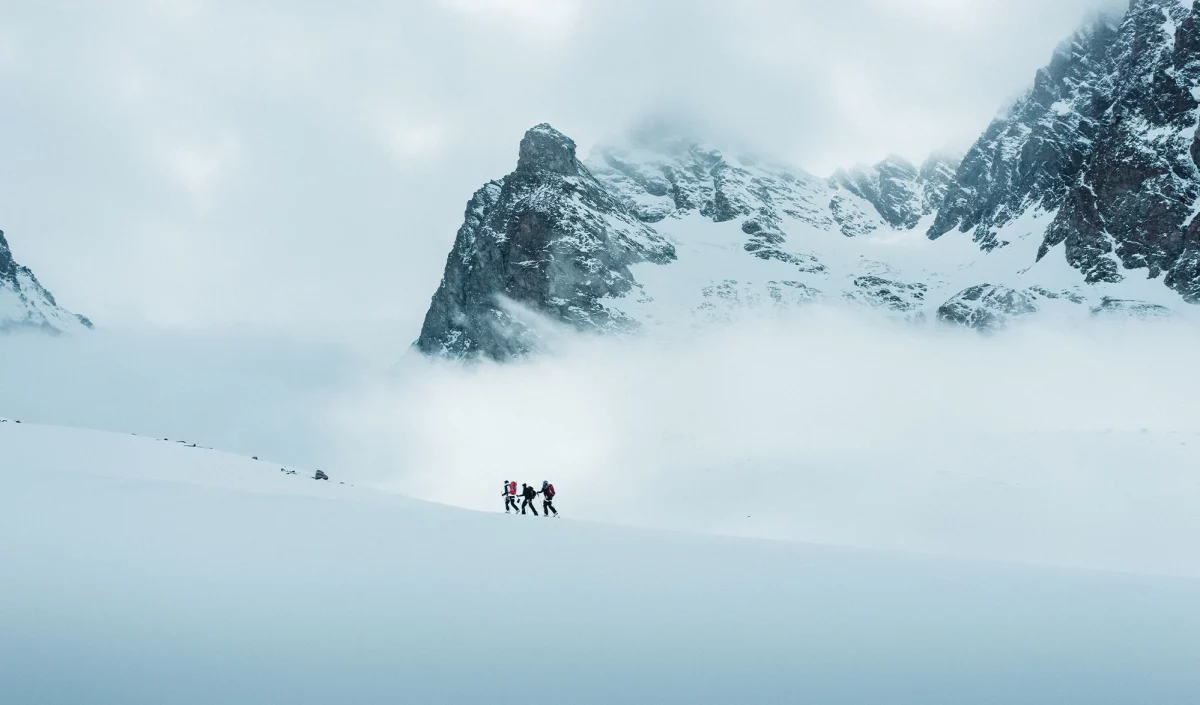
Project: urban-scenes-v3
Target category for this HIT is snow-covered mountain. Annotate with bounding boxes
[417,0,1200,359]
[933,0,1200,302]
[832,153,959,230]
[0,229,91,333]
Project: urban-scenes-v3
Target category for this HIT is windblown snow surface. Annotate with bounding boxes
[2,420,1199,704]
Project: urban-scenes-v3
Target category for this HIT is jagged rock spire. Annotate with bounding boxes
[415,124,674,360]
[516,123,579,176]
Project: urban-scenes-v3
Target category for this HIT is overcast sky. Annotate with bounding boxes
[0,0,1126,338]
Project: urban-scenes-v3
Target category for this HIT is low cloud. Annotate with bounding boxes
[2,307,1195,577]
[437,0,588,39]
[330,307,1200,578]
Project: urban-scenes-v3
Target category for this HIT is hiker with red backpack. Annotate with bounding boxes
[502,480,520,513]
[540,480,559,517]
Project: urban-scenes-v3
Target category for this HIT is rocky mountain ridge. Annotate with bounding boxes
[0,229,91,334]
[833,153,959,230]
[417,0,1200,360]
[931,0,1200,302]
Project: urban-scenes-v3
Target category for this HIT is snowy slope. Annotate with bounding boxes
[2,420,1200,704]
[0,230,91,333]
[609,200,1192,331]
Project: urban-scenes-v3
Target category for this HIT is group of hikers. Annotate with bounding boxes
[502,480,558,517]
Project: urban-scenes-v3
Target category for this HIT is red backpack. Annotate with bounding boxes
[508,481,518,496]
[545,483,555,500]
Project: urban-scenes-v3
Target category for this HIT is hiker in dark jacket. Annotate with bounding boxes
[520,483,539,516]
[540,480,559,517]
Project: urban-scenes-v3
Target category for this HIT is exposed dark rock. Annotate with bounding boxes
[1040,0,1200,298]
[415,124,676,360]
[936,285,1039,331]
[1089,297,1174,318]
[931,1,1200,301]
[1028,286,1087,304]
[850,276,928,312]
[929,14,1120,250]
[741,212,826,272]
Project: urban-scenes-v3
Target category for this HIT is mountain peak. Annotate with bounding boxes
[416,123,674,360]
[878,154,917,172]
[517,123,579,176]
[0,228,92,333]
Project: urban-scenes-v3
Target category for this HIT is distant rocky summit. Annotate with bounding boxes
[415,125,674,359]
[0,229,91,333]
[832,153,958,230]
[417,0,1198,360]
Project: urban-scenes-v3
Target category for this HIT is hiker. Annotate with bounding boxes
[520,483,539,516]
[540,480,559,517]
[502,480,520,513]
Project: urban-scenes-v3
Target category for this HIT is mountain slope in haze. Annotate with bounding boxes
[0,229,91,333]
[3,420,1199,704]
[832,153,959,230]
[417,0,1200,359]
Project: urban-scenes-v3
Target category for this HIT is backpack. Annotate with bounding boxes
[545,483,555,499]
[508,481,517,496]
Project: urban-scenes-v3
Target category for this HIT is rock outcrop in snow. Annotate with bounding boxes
[0,229,91,333]
[936,285,1038,331]
[1089,297,1175,318]
[415,124,675,360]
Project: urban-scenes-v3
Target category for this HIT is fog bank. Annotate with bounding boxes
[332,309,1200,577]
[2,309,1196,577]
